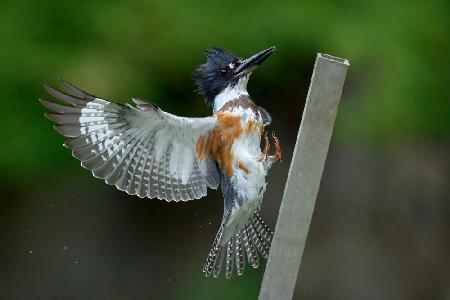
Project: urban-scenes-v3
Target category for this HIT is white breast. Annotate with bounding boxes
[213,75,250,112]
[230,107,268,204]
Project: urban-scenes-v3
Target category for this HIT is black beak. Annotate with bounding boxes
[234,46,276,77]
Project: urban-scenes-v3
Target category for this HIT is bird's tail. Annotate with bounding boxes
[203,209,273,278]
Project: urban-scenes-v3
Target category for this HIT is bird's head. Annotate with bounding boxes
[193,46,276,105]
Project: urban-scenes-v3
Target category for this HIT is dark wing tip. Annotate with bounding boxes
[43,84,55,95]
[62,140,71,149]
[38,98,49,107]
[43,84,64,98]
[43,84,88,106]
[44,112,59,123]
[39,98,59,112]
[57,79,94,99]
[53,124,80,138]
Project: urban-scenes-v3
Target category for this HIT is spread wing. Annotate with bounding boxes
[40,80,220,201]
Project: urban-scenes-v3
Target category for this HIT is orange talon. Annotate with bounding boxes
[272,132,282,162]
[259,132,281,163]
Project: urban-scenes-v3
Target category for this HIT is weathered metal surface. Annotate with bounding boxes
[259,53,349,300]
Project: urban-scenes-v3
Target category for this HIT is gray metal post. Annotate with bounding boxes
[259,54,349,300]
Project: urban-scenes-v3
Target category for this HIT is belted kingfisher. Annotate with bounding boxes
[40,46,281,278]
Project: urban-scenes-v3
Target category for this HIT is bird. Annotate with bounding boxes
[39,46,281,279]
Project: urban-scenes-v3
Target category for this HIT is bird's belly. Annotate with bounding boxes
[231,131,268,203]
[230,130,264,179]
[220,134,268,244]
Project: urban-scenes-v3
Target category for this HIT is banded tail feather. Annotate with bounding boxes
[203,209,273,278]
[225,237,235,279]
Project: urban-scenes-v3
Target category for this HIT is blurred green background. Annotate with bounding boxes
[1,1,449,299]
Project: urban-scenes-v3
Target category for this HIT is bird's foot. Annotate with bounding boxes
[268,132,282,162]
[257,132,281,163]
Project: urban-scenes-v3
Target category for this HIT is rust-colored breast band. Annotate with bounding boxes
[195,111,244,177]
[219,96,258,115]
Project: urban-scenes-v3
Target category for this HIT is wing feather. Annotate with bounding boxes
[125,134,152,194]
[41,80,220,201]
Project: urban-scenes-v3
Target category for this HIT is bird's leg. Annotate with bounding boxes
[272,132,282,161]
[257,132,270,162]
[267,132,282,162]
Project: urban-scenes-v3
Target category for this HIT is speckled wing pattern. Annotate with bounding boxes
[40,80,220,201]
